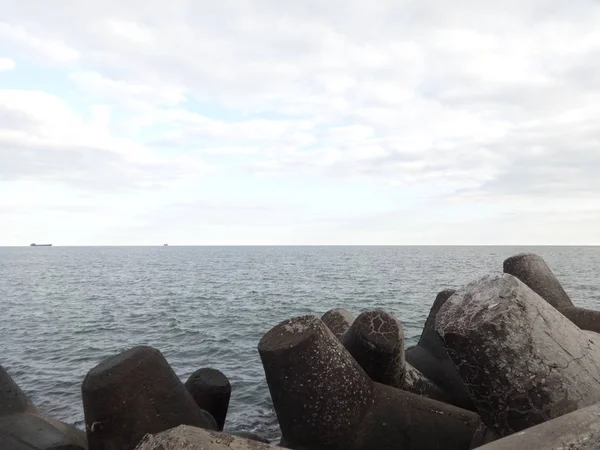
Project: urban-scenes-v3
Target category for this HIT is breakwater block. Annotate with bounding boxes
[342,309,448,402]
[406,289,475,410]
[134,425,278,449]
[560,306,600,333]
[503,253,573,310]
[0,413,86,450]
[185,368,231,431]
[474,402,600,449]
[231,431,271,443]
[0,364,36,416]
[0,365,87,449]
[504,253,600,333]
[436,273,600,437]
[82,346,217,450]
[259,315,481,450]
[321,308,355,340]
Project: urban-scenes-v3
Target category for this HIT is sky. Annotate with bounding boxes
[1,0,599,246]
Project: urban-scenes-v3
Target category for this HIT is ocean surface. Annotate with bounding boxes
[1,246,599,441]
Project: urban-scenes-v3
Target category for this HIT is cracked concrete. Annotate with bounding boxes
[342,310,448,402]
[436,274,600,437]
[259,315,480,450]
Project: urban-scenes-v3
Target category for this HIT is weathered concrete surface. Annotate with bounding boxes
[321,308,355,340]
[503,253,573,310]
[436,274,600,437]
[0,364,36,416]
[406,290,475,410]
[230,432,271,444]
[185,368,231,431]
[419,289,457,359]
[259,315,480,450]
[584,330,600,341]
[41,415,88,448]
[474,402,600,449]
[353,384,481,450]
[82,346,217,450]
[0,365,87,449]
[135,425,279,449]
[259,315,373,449]
[343,310,448,402]
[560,306,600,333]
[0,413,86,450]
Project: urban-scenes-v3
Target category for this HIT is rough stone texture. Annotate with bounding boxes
[185,368,231,431]
[259,315,481,450]
[503,253,573,310]
[0,413,86,450]
[321,308,355,340]
[0,364,36,416]
[135,425,278,449]
[0,365,87,449]
[584,330,600,341]
[259,315,373,449]
[419,289,457,359]
[560,306,600,333]
[342,310,447,402]
[406,289,475,410]
[230,432,270,444]
[82,346,217,450]
[436,273,600,437]
[475,402,600,450]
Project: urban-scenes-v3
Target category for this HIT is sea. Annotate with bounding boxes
[1,246,599,441]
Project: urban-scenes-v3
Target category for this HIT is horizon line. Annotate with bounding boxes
[2,244,600,248]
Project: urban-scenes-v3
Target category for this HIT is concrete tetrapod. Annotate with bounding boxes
[435,274,600,437]
[0,364,87,449]
[503,253,573,310]
[185,368,231,431]
[560,306,600,333]
[405,290,475,410]
[135,425,279,449]
[474,402,600,449]
[342,309,448,402]
[0,363,36,416]
[321,308,355,340]
[230,431,271,444]
[504,253,600,333]
[82,346,217,450]
[0,413,86,450]
[259,315,481,450]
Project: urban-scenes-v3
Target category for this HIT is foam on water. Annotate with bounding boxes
[0,246,599,441]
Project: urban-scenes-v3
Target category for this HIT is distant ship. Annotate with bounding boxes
[30,243,52,247]
[164,244,169,247]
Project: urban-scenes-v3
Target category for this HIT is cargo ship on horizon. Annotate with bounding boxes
[30,243,52,247]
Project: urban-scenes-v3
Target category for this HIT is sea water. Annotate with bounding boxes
[1,246,598,440]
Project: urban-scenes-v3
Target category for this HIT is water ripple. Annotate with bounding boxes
[0,246,598,442]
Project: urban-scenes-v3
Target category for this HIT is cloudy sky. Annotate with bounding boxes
[1,0,599,245]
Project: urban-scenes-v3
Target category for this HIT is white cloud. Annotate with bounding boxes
[1,0,600,244]
[0,57,15,72]
[69,70,187,106]
[104,19,155,45]
[0,89,209,190]
[0,22,79,64]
